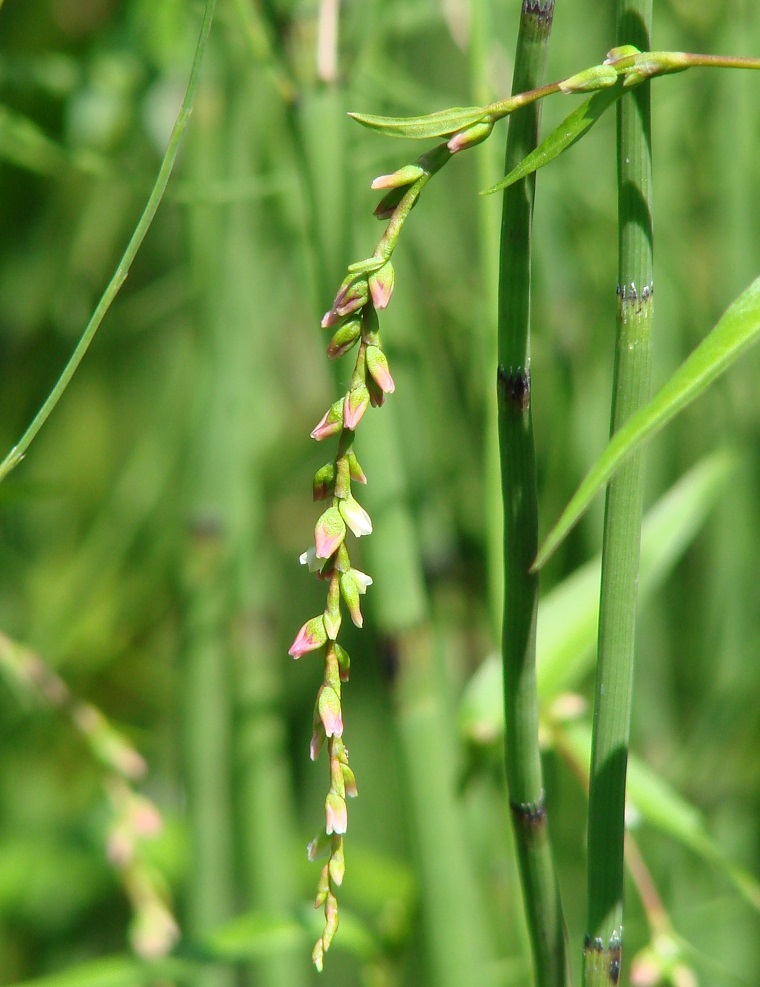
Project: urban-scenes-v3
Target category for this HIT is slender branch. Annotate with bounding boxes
[497,3,570,985]
[584,2,653,985]
[0,0,218,486]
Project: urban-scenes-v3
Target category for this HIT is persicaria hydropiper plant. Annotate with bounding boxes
[290,43,760,971]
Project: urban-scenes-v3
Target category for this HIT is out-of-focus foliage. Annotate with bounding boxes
[0,1,759,985]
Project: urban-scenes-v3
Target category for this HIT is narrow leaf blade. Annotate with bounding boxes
[480,85,622,196]
[348,106,486,140]
[534,274,760,569]
[458,451,732,739]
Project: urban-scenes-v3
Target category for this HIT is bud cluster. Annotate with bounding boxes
[290,139,453,971]
[290,252,400,970]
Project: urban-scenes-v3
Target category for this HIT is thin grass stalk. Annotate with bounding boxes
[497,3,569,984]
[583,3,653,984]
[0,0,217,487]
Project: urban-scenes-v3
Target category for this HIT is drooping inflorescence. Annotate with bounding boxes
[289,249,399,972]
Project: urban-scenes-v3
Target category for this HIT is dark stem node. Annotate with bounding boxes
[497,364,531,411]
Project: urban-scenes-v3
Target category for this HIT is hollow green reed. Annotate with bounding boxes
[497,2,571,985]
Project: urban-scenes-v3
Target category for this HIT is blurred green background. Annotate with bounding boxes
[1,1,759,985]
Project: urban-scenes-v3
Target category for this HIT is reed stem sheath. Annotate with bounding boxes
[497,3,570,984]
[584,3,653,984]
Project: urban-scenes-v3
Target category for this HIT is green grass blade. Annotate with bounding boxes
[348,105,486,139]
[535,273,760,570]
[0,0,217,487]
[557,720,760,912]
[458,451,733,738]
[481,84,622,196]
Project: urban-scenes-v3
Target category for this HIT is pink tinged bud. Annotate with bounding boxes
[365,345,395,394]
[321,308,340,328]
[329,845,345,886]
[333,275,369,318]
[342,763,358,798]
[131,798,162,838]
[340,568,373,628]
[312,462,336,500]
[370,164,424,190]
[318,685,344,737]
[314,506,346,559]
[368,260,395,310]
[310,724,326,761]
[366,374,386,408]
[327,317,362,360]
[325,792,348,835]
[343,384,370,430]
[446,117,494,154]
[323,890,339,948]
[288,615,328,657]
[373,185,407,220]
[334,642,351,681]
[347,450,367,484]
[311,399,344,441]
[339,494,373,537]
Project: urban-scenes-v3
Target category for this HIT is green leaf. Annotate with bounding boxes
[534,274,760,569]
[458,452,733,740]
[480,85,622,196]
[559,720,760,912]
[348,106,487,140]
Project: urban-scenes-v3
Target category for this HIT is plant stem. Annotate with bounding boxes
[583,3,653,985]
[497,3,569,985]
[0,0,217,487]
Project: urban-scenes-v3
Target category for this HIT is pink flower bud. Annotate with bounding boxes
[368,261,395,310]
[339,495,373,537]
[310,723,326,761]
[334,642,351,682]
[311,399,344,441]
[370,164,424,190]
[288,615,328,657]
[325,792,347,835]
[341,763,358,798]
[333,275,369,318]
[366,345,395,394]
[318,685,343,737]
[314,506,346,559]
[339,568,372,628]
[327,317,362,360]
[339,573,363,628]
[343,384,370,430]
[323,890,339,946]
[373,185,407,220]
[366,374,387,408]
[347,450,367,484]
[446,117,494,154]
